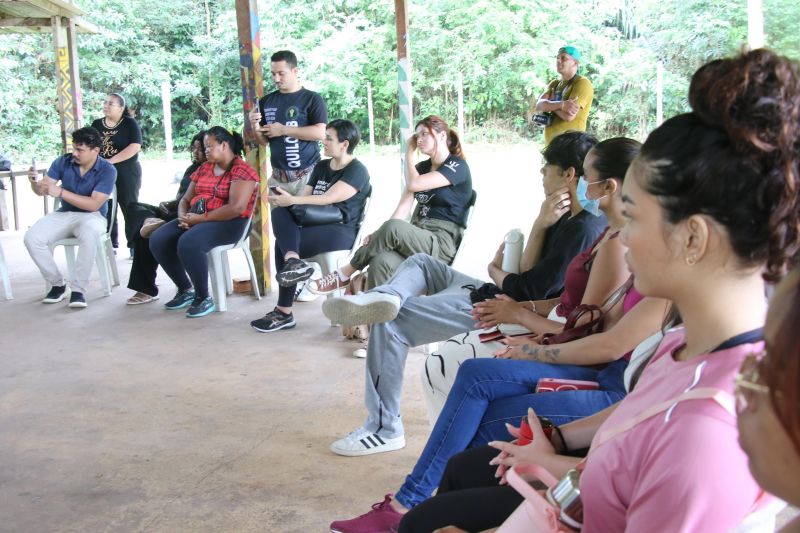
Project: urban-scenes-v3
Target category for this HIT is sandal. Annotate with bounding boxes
[126,292,160,305]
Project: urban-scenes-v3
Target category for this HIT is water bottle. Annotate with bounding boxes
[502,229,524,274]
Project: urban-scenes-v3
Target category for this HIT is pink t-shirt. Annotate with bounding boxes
[580,328,765,532]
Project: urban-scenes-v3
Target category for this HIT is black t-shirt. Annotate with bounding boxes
[258,88,328,171]
[501,209,608,301]
[91,116,143,170]
[306,158,370,227]
[413,154,472,225]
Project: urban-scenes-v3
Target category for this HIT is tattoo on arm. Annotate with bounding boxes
[522,343,560,362]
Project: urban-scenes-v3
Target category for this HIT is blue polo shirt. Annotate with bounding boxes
[48,154,117,216]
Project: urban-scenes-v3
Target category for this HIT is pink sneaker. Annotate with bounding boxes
[330,494,403,533]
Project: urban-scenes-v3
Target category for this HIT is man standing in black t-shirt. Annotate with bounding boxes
[248,50,328,195]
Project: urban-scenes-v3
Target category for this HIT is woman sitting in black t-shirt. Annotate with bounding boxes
[250,119,371,333]
[306,115,473,296]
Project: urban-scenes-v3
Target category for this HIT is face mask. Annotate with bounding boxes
[576,177,602,217]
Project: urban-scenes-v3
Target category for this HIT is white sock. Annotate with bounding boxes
[337,268,350,282]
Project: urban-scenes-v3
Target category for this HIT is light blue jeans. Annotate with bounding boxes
[394,356,628,508]
[361,254,484,438]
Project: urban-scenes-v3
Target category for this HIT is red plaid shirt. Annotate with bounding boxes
[190,158,259,217]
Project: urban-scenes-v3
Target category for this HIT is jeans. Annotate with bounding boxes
[360,254,484,438]
[149,217,248,300]
[393,356,628,508]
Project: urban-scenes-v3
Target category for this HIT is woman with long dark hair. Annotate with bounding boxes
[149,127,259,318]
[91,93,142,254]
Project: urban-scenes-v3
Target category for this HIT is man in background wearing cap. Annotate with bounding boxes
[527,45,594,145]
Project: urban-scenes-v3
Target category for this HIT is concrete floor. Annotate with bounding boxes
[0,230,434,532]
[0,147,546,532]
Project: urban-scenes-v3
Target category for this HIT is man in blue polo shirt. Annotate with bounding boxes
[24,127,116,309]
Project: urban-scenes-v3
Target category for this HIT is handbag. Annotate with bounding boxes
[499,386,744,533]
[188,197,207,215]
[288,204,343,227]
[497,463,578,533]
[540,276,634,345]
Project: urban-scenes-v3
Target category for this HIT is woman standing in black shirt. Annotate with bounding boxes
[91,92,143,254]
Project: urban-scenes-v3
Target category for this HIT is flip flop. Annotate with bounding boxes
[126,293,159,305]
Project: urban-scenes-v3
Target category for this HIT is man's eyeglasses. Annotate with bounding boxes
[734,351,770,414]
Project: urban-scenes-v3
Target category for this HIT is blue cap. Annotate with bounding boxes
[558,46,582,62]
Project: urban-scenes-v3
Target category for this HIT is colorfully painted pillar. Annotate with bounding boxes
[52,16,83,153]
[394,0,413,187]
[235,0,271,293]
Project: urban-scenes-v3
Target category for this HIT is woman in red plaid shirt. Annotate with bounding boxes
[150,127,259,317]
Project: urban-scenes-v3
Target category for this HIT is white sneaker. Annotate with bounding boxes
[294,262,322,302]
[330,427,406,457]
[352,346,367,358]
[322,292,401,327]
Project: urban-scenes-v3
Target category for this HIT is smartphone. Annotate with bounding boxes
[518,415,555,445]
[269,186,282,195]
[29,157,38,181]
[255,97,267,126]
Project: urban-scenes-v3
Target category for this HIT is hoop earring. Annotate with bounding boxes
[685,254,697,266]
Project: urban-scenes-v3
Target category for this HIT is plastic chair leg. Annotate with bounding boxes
[223,250,234,295]
[0,243,12,300]
[208,250,227,313]
[64,245,77,282]
[95,240,112,296]
[243,246,261,300]
[106,239,120,286]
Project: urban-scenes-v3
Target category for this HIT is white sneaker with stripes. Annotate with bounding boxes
[330,426,406,457]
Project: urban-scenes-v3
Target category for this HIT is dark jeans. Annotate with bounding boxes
[106,161,142,248]
[126,206,179,296]
[149,217,248,300]
[399,445,523,532]
[271,206,356,308]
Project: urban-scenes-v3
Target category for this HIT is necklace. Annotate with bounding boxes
[103,116,123,129]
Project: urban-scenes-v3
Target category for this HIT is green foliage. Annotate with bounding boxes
[0,0,798,162]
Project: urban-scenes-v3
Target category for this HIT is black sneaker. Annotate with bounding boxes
[68,292,87,309]
[42,285,67,304]
[186,296,216,318]
[164,289,195,310]
[276,257,315,287]
[250,309,296,332]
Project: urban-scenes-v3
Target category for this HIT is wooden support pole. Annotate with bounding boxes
[394,0,412,189]
[457,71,465,137]
[235,0,271,293]
[367,81,375,155]
[747,0,764,49]
[161,79,173,162]
[52,16,82,153]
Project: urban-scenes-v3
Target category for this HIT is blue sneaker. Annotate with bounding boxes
[164,289,195,310]
[186,296,215,318]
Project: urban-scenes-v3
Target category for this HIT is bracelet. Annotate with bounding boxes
[529,300,538,313]
[553,425,569,453]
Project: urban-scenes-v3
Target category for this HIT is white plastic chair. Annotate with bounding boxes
[207,209,261,312]
[52,187,119,296]
[304,186,372,297]
[0,240,11,300]
[423,189,477,354]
